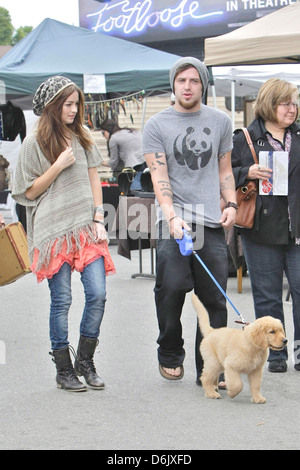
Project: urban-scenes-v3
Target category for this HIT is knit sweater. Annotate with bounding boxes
[12,129,103,270]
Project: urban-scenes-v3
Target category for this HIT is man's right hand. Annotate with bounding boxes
[169,216,191,239]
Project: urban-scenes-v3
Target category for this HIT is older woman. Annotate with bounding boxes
[232,78,300,373]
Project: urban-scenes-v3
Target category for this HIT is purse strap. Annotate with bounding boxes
[241,127,258,164]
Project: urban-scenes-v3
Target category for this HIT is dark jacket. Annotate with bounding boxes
[232,118,300,245]
[0,101,26,142]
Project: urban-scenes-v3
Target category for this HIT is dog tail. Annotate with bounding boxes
[192,294,213,337]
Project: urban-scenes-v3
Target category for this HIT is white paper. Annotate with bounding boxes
[259,151,288,196]
[83,74,106,93]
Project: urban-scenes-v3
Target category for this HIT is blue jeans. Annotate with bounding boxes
[48,258,106,350]
[155,224,228,378]
[242,234,300,364]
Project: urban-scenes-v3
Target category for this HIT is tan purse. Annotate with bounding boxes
[0,222,31,286]
[234,128,258,229]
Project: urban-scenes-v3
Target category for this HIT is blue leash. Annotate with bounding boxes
[176,230,249,325]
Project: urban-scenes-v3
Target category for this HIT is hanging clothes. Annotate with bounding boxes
[0,101,26,142]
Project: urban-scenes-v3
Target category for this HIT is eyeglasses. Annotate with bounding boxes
[278,102,298,109]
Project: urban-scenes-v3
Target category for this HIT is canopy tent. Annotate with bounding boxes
[204,2,300,67]
[209,63,300,97]
[0,18,182,174]
[0,18,181,101]
[204,3,300,127]
[208,63,300,127]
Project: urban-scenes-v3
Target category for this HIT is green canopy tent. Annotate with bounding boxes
[0,18,181,103]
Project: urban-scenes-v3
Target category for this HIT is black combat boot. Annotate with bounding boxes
[74,336,105,390]
[50,347,87,392]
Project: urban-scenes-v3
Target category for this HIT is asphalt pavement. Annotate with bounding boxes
[0,244,299,451]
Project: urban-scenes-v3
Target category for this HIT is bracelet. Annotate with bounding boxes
[94,206,104,214]
[224,202,238,211]
[169,215,178,223]
[93,219,105,226]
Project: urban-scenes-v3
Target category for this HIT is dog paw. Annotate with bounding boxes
[227,389,240,399]
[205,391,221,399]
[251,395,267,404]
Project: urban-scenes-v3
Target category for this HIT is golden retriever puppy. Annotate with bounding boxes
[192,294,287,404]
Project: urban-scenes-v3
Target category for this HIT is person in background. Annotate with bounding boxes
[100,118,146,184]
[232,78,300,373]
[143,57,236,385]
[13,76,115,392]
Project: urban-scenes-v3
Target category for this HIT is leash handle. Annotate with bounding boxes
[175,229,193,256]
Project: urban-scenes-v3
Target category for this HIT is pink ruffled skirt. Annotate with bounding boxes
[31,234,116,283]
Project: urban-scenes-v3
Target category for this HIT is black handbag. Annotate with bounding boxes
[118,168,136,195]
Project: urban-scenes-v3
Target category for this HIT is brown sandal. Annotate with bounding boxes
[159,364,184,381]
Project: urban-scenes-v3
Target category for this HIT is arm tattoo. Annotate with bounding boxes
[158,180,173,199]
[149,152,166,173]
[155,153,166,165]
[149,153,165,172]
[220,174,235,191]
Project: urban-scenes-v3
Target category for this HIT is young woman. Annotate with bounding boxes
[13,76,115,392]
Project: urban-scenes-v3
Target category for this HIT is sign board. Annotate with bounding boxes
[79,0,296,43]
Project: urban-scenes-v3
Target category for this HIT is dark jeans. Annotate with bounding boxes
[242,234,300,365]
[154,223,228,380]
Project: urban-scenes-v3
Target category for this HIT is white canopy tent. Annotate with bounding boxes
[205,2,300,67]
[209,64,300,97]
[204,2,300,127]
[208,64,300,127]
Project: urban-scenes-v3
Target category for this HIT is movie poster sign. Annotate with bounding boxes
[79,0,296,43]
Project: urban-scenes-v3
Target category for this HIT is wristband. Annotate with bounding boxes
[93,219,105,226]
[169,215,178,223]
[224,202,238,211]
[94,206,104,214]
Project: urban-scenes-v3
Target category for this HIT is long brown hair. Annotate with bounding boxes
[36,84,93,164]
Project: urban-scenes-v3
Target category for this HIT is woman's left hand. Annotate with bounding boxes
[93,221,107,243]
[248,163,272,180]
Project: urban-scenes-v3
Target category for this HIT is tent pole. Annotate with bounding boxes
[211,85,217,108]
[231,80,236,130]
[207,66,217,108]
[141,96,148,131]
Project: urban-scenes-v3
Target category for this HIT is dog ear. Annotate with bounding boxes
[248,322,269,349]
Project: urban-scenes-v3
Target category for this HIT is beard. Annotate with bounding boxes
[177,96,200,110]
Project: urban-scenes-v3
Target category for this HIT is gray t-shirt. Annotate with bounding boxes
[109,129,144,171]
[143,105,232,227]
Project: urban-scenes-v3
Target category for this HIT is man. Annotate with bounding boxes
[143,57,237,383]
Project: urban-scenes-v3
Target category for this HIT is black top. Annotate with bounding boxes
[231,118,300,244]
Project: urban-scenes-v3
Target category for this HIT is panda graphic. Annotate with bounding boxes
[173,126,212,170]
